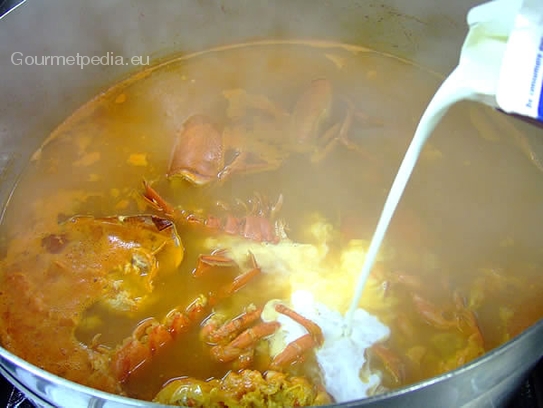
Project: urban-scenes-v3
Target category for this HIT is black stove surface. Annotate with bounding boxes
[0,0,23,18]
[0,359,541,408]
[0,380,34,408]
[507,358,543,408]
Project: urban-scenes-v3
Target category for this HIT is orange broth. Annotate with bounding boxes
[0,41,542,403]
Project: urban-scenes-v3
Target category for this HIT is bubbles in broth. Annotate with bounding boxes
[1,41,543,406]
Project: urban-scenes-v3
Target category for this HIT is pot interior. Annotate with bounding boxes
[0,1,542,407]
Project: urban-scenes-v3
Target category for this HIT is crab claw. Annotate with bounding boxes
[269,333,318,371]
[168,115,225,186]
[210,321,280,363]
[268,304,324,370]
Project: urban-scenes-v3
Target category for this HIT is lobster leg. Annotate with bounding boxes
[142,181,177,217]
[201,307,264,344]
[210,321,280,363]
[269,334,317,371]
[267,304,324,371]
[192,249,238,278]
[274,304,324,346]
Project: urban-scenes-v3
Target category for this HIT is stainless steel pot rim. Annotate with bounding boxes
[0,0,542,406]
[0,318,541,407]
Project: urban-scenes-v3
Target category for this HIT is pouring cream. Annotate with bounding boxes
[346,0,543,326]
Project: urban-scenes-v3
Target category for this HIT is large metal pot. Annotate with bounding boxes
[0,1,542,407]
